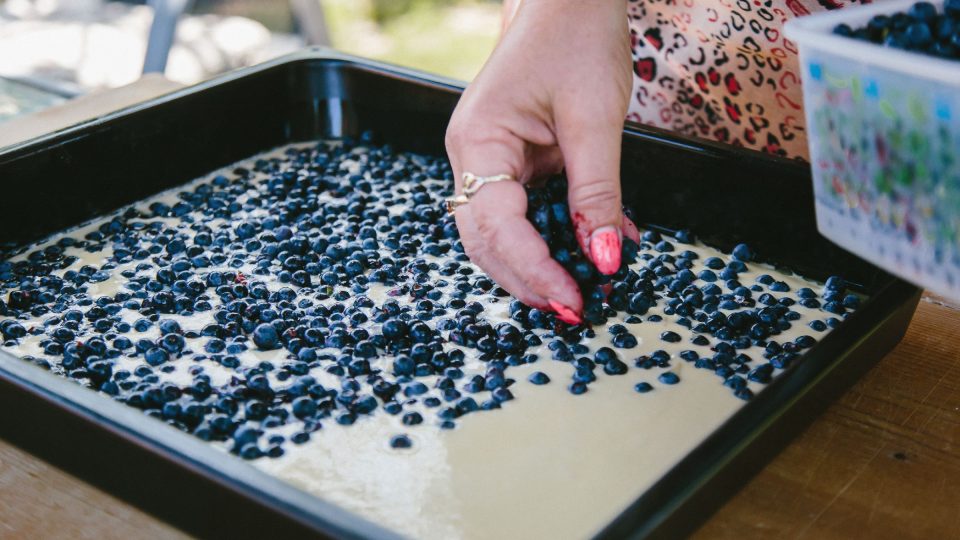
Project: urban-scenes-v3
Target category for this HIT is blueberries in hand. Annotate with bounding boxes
[525,176,638,325]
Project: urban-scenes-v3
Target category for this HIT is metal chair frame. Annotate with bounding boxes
[142,0,329,74]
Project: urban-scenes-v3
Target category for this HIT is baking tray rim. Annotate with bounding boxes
[0,47,807,173]
[0,48,464,159]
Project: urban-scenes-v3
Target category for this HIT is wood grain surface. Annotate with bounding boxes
[0,436,188,540]
[694,294,960,540]
[0,293,955,539]
[0,74,182,149]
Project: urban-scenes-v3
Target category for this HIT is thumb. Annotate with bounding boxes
[557,108,625,276]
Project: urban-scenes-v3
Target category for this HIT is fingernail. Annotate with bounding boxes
[548,300,582,325]
[590,226,622,275]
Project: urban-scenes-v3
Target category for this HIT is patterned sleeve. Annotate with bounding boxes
[626,1,877,159]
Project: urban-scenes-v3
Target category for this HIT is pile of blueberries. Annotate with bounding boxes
[522,178,856,398]
[833,1,960,59]
[0,135,856,458]
[525,177,640,325]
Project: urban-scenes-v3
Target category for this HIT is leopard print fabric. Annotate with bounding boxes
[626,1,877,159]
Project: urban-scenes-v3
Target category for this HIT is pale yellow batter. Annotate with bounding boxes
[1,142,847,540]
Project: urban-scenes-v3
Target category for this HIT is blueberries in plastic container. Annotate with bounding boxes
[834,1,960,60]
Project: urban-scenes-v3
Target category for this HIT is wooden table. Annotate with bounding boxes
[2,81,959,539]
[694,294,960,540]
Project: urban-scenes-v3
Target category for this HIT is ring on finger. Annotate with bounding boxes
[444,194,469,215]
[444,172,517,215]
[462,172,516,197]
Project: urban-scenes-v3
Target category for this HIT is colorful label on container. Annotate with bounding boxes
[801,50,960,298]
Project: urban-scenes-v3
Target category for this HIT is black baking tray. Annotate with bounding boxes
[0,50,921,539]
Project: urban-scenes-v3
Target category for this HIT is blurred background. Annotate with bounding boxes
[0,0,500,121]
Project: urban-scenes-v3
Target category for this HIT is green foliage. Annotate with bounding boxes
[193,0,500,81]
[325,0,499,80]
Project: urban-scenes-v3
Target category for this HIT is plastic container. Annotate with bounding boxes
[787,0,960,301]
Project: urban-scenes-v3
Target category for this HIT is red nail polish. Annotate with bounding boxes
[549,300,582,325]
[590,228,622,275]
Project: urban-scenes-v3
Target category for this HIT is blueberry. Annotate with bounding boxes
[144,347,169,366]
[393,356,415,376]
[472,398,496,411]
[748,364,773,384]
[628,294,651,314]
[528,371,550,385]
[382,319,408,340]
[382,401,403,415]
[336,413,357,426]
[698,269,717,282]
[402,412,423,426]
[354,396,378,414]
[824,301,845,315]
[833,23,854,37]
[660,331,681,343]
[704,257,724,270]
[390,434,413,449]
[634,382,653,393]
[884,31,907,49]
[908,2,937,24]
[159,333,185,353]
[594,347,617,364]
[239,444,262,460]
[252,323,280,350]
[603,358,628,375]
[0,321,26,339]
[485,372,506,390]
[731,243,752,262]
[456,397,479,415]
[658,372,680,385]
[292,397,317,419]
[607,324,627,335]
[769,281,790,292]
[824,276,845,292]
[642,230,661,243]
[404,382,429,397]
[612,332,638,348]
[568,382,588,395]
[674,229,695,244]
[232,425,261,448]
[863,14,890,42]
[904,21,934,48]
[244,401,268,421]
[158,319,181,335]
[947,0,960,17]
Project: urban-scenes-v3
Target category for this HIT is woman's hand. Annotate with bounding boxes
[445,0,634,324]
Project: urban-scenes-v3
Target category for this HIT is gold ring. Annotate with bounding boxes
[462,172,516,197]
[444,172,517,215]
[445,194,469,215]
